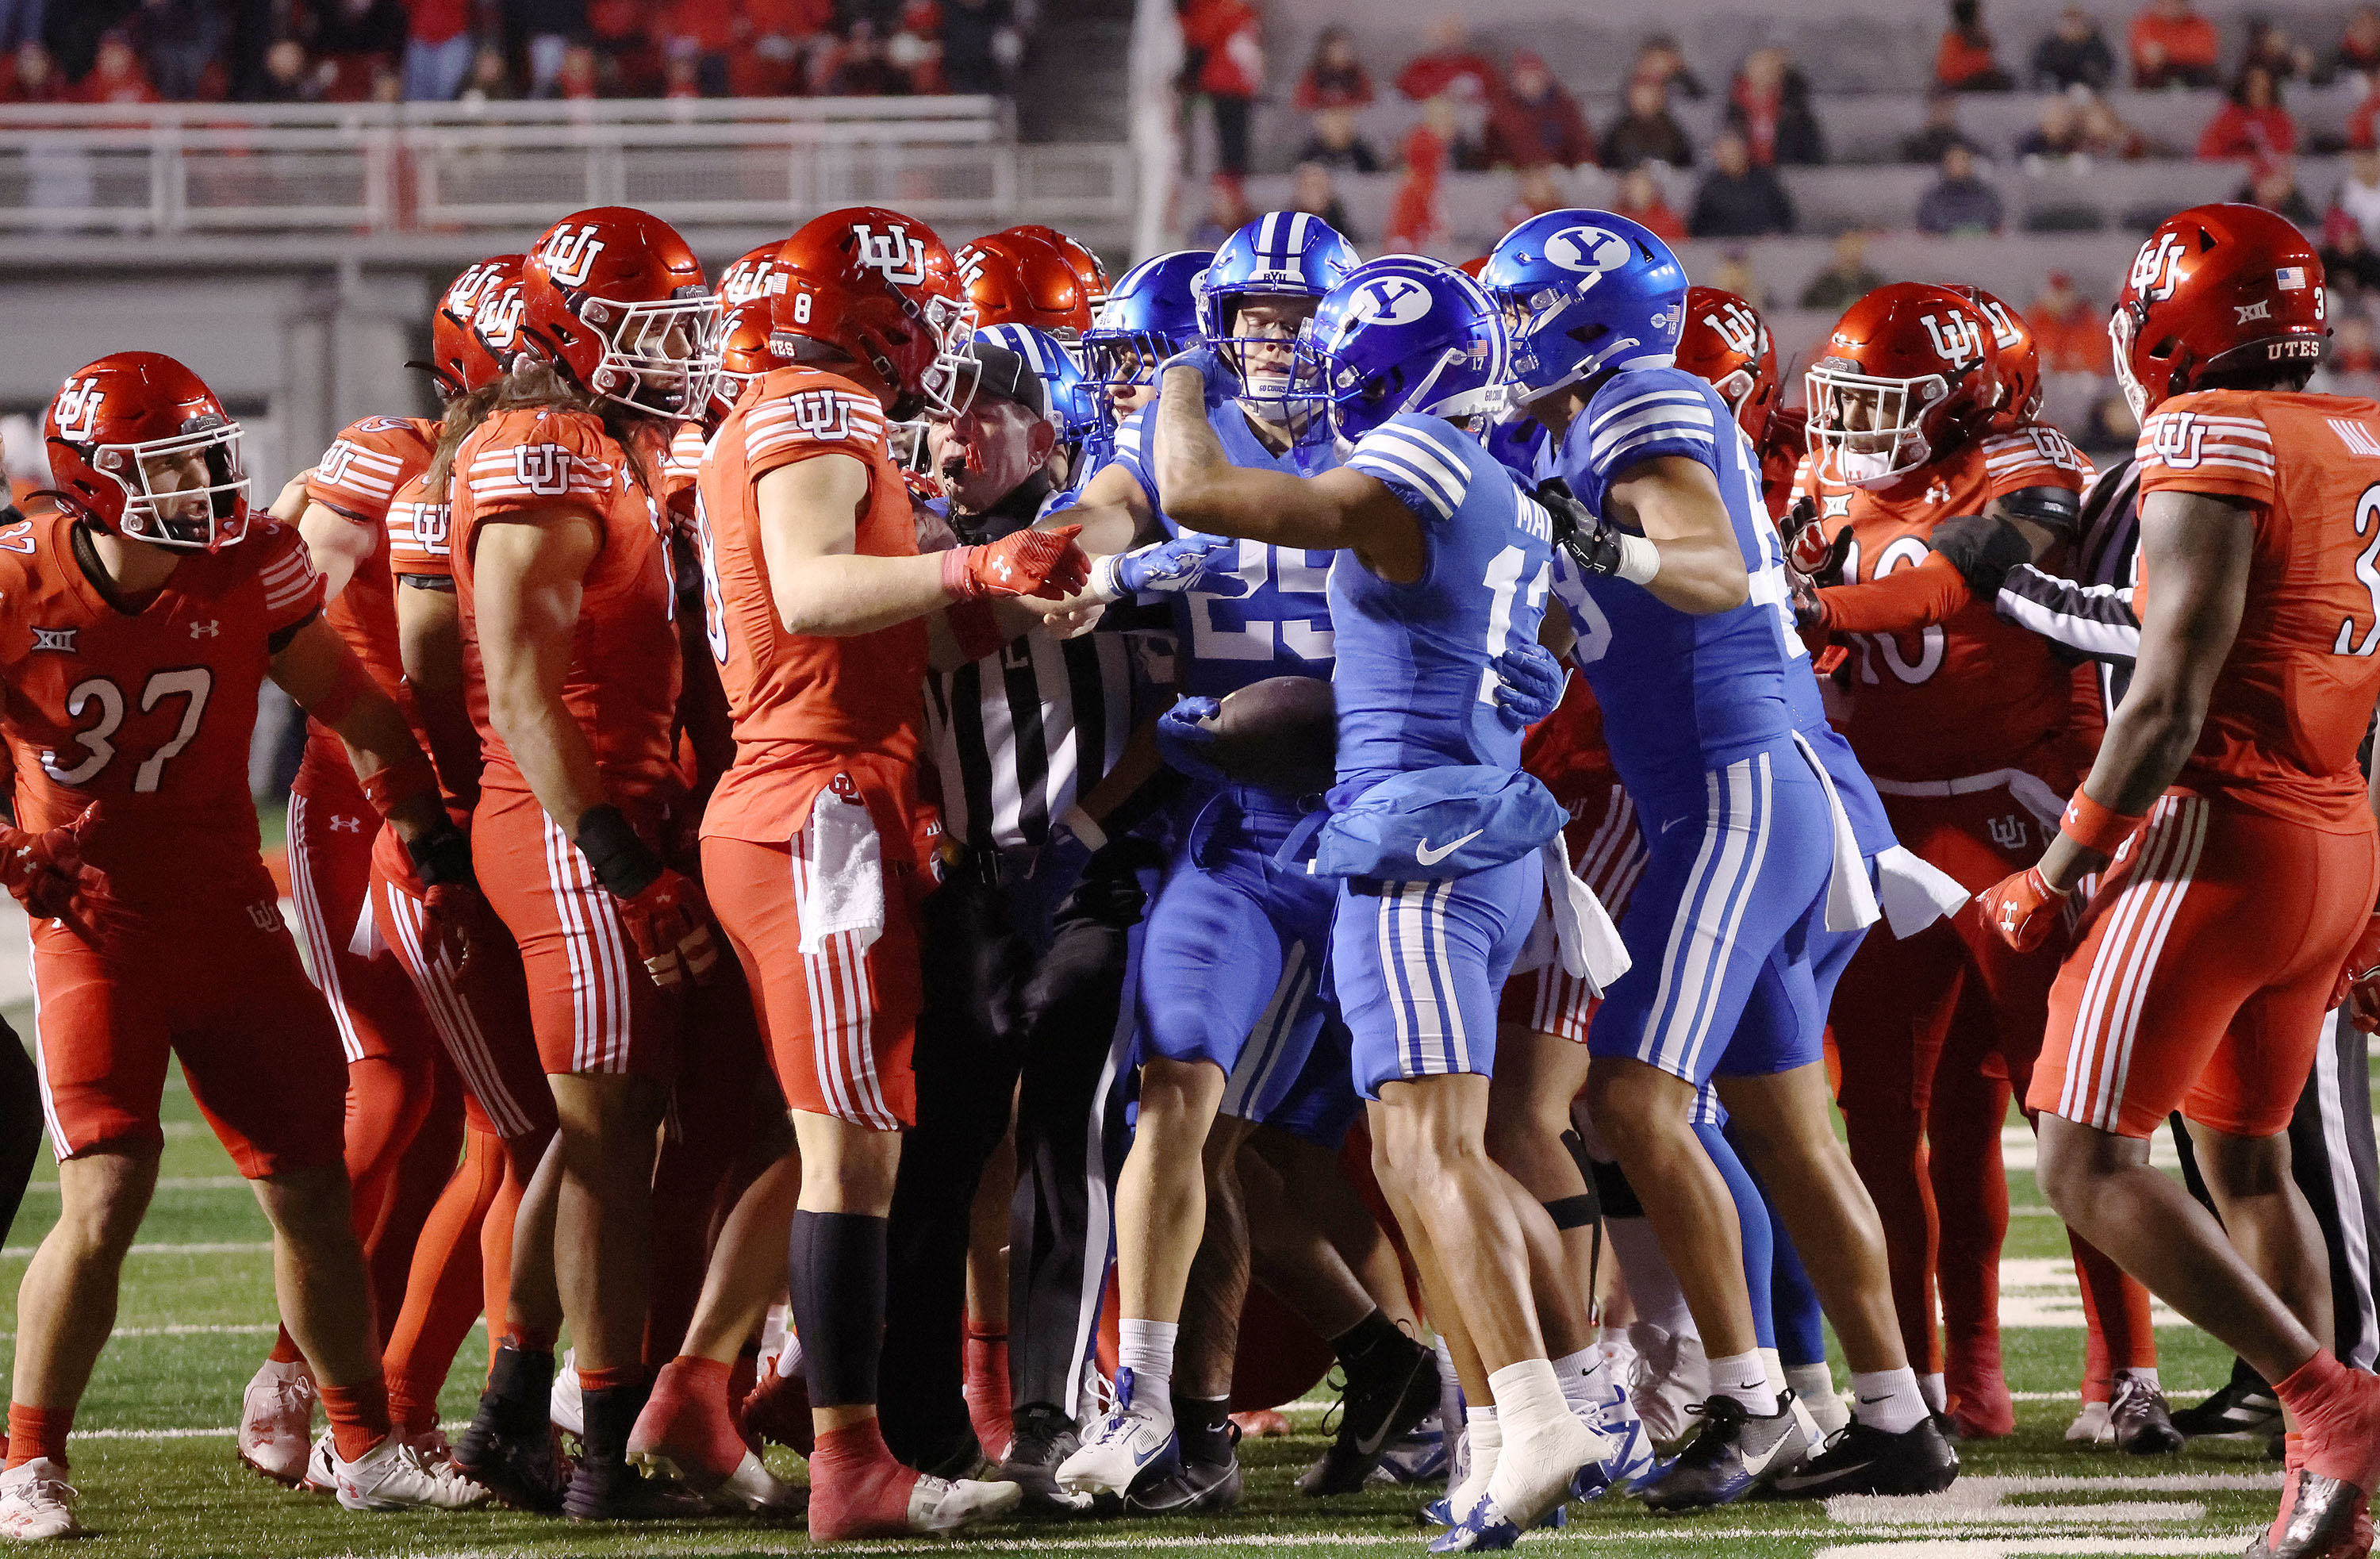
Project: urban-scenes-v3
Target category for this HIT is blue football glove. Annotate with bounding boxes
[1009,807,1104,951]
[1491,643,1566,731]
[1156,694,1226,784]
[1156,344,1233,404]
[1092,532,1242,602]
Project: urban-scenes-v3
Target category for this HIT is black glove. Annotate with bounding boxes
[1928,513,2035,599]
[1535,478,1628,578]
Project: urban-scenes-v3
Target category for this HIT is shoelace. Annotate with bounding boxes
[1315,1364,1350,1442]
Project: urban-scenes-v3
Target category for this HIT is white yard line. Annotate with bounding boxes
[0,1240,270,1258]
[19,1177,248,1194]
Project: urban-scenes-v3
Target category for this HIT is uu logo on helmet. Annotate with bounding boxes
[1919,311,1984,366]
[53,378,104,442]
[854,224,928,287]
[2129,232,2187,303]
[541,226,608,289]
[1541,226,1633,275]
[477,287,525,349]
[1704,301,1761,357]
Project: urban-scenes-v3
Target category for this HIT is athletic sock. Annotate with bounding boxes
[506,1323,560,1356]
[269,1327,305,1366]
[1760,1348,1787,1399]
[789,1210,890,1411]
[1332,1308,1414,1370]
[1787,1363,1846,1436]
[5,1404,70,1471]
[807,1418,921,1542]
[1435,1338,1464,1454]
[1707,1351,1777,1416]
[962,1330,1011,1458]
[1452,1406,1499,1511]
[319,1376,392,1464]
[1851,1367,1928,1434]
[385,1127,504,1435]
[1173,1390,1231,1465]
[1485,1360,1591,1519]
[1918,1372,1948,1413]
[1602,1216,1695,1337]
[485,1338,555,1421]
[1551,1346,1606,1415]
[1115,1319,1179,1417]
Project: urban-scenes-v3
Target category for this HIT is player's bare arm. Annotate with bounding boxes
[2033,487,2255,893]
[471,508,610,831]
[269,614,450,847]
[294,501,379,605]
[1046,458,1156,555]
[1601,455,1753,614]
[394,578,483,804]
[1150,363,1422,580]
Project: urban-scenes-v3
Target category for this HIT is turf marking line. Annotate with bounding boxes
[1826,1473,2280,1531]
[0,1240,271,1258]
[1814,1540,2257,1559]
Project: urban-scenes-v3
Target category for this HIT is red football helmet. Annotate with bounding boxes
[1000,224,1111,308]
[770,205,973,420]
[2110,202,2327,419]
[1946,283,2041,431]
[520,205,718,417]
[428,254,524,399]
[43,352,249,551]
[954,231,1095,340]
[712,241,783,417]
[1675,286,1779,444]
[1806,282,2002,490]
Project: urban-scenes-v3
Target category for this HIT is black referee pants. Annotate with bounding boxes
[2171,1008,2380,1384]
[877,862,1144,1469]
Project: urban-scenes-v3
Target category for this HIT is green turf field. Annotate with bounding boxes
[0,992,2282,1558]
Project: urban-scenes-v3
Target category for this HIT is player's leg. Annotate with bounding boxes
[0,1023,44,1273]
[382,1112,505,1442]
[1924,989,2017,1438]
[963,1122,1016,1465]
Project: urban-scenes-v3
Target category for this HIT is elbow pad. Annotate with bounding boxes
[1929,513,2036,599]
[1992,483,2082,541]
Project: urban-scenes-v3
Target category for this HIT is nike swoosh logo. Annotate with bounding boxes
[1130,1438,1166,1469]
[1856,1394,1891,1404]
[1349,1362,1424,1457]
[1775,1459,1871,1492]
[1415,830,1483,866]
[1737,1430,1792,1477]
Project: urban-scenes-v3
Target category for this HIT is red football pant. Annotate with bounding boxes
[383,1124,505,1432]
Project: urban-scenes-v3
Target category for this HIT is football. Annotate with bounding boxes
[1207,675,1338,797]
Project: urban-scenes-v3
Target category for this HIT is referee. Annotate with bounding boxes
[877,340,1173,1507]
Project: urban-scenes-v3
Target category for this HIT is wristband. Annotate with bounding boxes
[941,543,984,602]
[405,824,473,888]
[1614,532,1660,586]
[360,750,439,817]
[1087,551,1126,605]
[946,597,1003,661]
[2059,789,2144,855]
[574,802,664,899]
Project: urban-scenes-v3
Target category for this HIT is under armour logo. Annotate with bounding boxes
[1925,481,1950,505]
[2129,231,2188,302]
[1918,311,1983,367]
[328,814,362,833]
[852,223,928,287]
[539,224,608,289]
[513,444,570,495]
[52,377,104,442]
[2235,299,2273,324]
[189,620,220,639]
[2148,411,2209,470]
[30,627,74,653]
[1702,299,1763,358]
[1987,814,2029,851]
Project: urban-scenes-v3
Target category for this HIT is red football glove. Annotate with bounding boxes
[942,524,1092,602]
[0,803,105,937]
[2332,911,2380,1035]
[422,879,505,981]
[614,866,721,989]
[1976,866,2067,954]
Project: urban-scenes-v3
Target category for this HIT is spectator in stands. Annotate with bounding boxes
[1798,228,1883,310]
[662,51,698,96]
[2130,0,2218,88]
[1614,163,1686,240]
[2032,5,2114,90]
[1292,159,1357,240]
[886,2,945,94]
[2198,67,2297,159]
[75,30,159,104]
[2233,156,2315,223]
[1407,92,1484,173]
[2017,94,2087,158]
[2331,313,2378,377]
[2243,20,2316,86]
[1499,162,1563,232]
[398,0,474,100]
[2029,270,2112,373]
[255,36,328,101]
[558,39,601,96]
[0,0,40,56]
[2078,90,2156,156]
[132,0,225,102]
[1628,33,1705,99]
[1484,50,1592,168]
[1601,76,1692,169]
[740,0,827,95]
[1937,0,2013,90]
[2322,203,2380,298]
[829,20,908,94]
[1688,129,1794,237]
[504,0,586,97]
[1295,24,1372,110]
[2333,6,2380,84]
[1298,106,1377,171]
[1187,173,1250,248]
[309,0,409,96]
[459,40,520,100]
[942,0,1019,97]
[1915,143,2003,234]
[2338,148,2380,246]
[2,40,63,102]
[1180,0,1261,176]
[1728,48,1825,165]
[1395,17,1498,106]
[1710,249,1770,309]
[656,0,735,97]
[1902,87,1980,163]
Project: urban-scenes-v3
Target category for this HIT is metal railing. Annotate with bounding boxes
[0,98,1131,236]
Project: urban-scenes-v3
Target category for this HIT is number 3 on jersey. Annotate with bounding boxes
[42,667,213,791]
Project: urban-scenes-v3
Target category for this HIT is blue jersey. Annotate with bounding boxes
[1549,367,1804,797]
[1782,662,1896,858]
[1485,417,1547,485]
[1113,398,1338,697]
[1331,414,1554,797]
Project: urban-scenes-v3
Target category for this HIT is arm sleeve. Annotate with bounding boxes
[305,418,435,526]
[255,521,328,636]
[2132,394,2277,505]
[1995,560,2141,666]
[743,384,892,481]
[1816,551,1975,633]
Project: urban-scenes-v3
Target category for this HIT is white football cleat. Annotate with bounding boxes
[237,1358,317,1486]
[907,1472,1023,1533]
[0,1459,80,1541]
[1626,1324,1708,1448]
[2067,1401,2112,1443]
[324,1430,493,1511]
[1053,1367,1178,1498]
[549,1350,584,1439]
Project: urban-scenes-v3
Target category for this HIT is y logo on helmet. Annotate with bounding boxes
[2129,232,2188,303]
[1347,275,1434,328]
[1542,226,1633,275]
[53,378,104,442]
[854,224,928,288]
[541,225,608,289]
[1702,301,1762,358]
[1918,311,1984,367]
[2148,410,2208,469]
[512,444,572,496]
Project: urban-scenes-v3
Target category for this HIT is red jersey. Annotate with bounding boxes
[449,405,683,810]
[694,364,926,842]
[1797,422,2093,782]
[2133,391,2380,830]
[0,512,322,908]
[298,415,439,794]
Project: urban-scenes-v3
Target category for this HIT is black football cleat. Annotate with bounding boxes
[1638,1394,1809,1513]
[1124,1443,1242,1516]
[999,1403,1089,1516]
[1770,1416,1960,1499]
[454,1346,569,1515]
[2171,1373,2283,1439]
[2110,1376,2185,1456]
[1298,1334,1441,1496]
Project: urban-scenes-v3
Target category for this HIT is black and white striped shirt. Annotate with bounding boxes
[1995,455,2143,718]
[925,626,1150,855]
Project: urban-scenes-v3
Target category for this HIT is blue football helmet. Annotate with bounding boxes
[1195,212,1359,411]
[1081,249,1211,397]
[1480,210,1687,405]
[1294,256,1508,450]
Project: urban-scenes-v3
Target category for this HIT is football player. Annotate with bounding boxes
[1979,203,2380,1559]
[0,353,490,1537]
